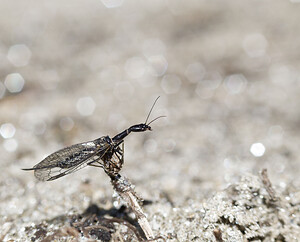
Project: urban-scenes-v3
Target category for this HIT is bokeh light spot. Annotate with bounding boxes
[201,72,222,90]
[224,74,247,94]
[4,73,25,93]
[7,44,32,67]
[3,139,18,152]
[250,143,266,157]
[125,57,146,79]
[0,123,16,139]
[76,97,96,116]
[147,55,168,77]
[185,62,206,83]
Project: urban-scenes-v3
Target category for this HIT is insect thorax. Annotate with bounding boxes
[102,141,124,176]
[94,136,112,145]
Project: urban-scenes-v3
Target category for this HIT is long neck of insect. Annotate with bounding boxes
[112,124,149,143]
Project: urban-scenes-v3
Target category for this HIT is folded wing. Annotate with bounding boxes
[23,138,110,181]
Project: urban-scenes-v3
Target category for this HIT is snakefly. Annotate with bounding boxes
[23,97,164,181]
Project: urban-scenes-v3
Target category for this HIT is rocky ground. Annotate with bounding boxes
[1,0,300,241]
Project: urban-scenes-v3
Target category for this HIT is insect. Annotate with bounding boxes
[23,97,164,181]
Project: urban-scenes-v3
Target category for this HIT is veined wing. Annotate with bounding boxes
[23,137,110,181]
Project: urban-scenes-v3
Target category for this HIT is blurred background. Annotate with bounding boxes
[1,0,300,240]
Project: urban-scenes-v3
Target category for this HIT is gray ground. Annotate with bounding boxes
[1,0,300,241]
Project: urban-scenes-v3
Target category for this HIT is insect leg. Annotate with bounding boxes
[120,141,124,165]
[115,142,124,166]
[87,157,104,168]
[88,163,103,168]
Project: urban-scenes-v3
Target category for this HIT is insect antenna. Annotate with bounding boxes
[145,96,160,124]
[147,115,166,126]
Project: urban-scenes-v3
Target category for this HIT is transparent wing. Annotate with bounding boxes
[38,152,103,181]
[25,137,110,181]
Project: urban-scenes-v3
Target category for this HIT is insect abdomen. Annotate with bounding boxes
[58,152,87,168]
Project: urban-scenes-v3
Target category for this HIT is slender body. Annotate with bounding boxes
[112,123,151,142]
[22,97,164,181]
[22,123,152,181]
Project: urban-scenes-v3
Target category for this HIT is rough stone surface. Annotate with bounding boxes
[1,1,300,241]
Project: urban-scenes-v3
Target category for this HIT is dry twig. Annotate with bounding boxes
[111,175,155,240]
[260,168,278,202]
